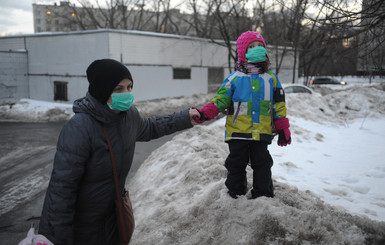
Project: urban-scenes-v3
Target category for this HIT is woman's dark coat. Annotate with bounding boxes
[38,93,193,244]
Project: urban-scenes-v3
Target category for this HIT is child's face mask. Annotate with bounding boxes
[107,92,134,111]
[245,46,267,63]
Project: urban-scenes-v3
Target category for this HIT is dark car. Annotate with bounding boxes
[310,77,347,85]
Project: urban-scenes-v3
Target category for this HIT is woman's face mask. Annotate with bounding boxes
[107,92,134,111]
[245,46,267,63]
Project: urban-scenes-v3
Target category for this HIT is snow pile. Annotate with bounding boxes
[284,93,337,125]
[324,85,385,119]
[0,94,214,122]
[285,84,385,125]
[0,99,72,122]
[129,118,385,244]
[135,93,215,117]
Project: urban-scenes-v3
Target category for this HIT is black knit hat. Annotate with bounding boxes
[87,59,133,104]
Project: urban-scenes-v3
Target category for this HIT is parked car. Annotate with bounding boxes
[284,84,314,94]
[309,77,347,85]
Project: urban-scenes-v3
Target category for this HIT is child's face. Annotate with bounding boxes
[247,41,264,50]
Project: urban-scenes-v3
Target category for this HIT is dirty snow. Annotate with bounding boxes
[1,82,385,244]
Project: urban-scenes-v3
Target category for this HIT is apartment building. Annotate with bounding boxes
[32,1,194,36]
[33,1,80,33]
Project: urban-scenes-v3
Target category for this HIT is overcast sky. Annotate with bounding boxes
[0,1,63,36]
[0,0,184,37]
[0,0,35,36]
[0,0,89,36]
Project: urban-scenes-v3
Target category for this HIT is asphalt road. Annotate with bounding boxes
[0,121,176,244]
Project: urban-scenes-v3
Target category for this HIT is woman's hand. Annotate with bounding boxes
[189,108,201,125]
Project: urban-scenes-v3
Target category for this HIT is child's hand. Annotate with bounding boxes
[277,129,291,146]
[274,117,291,146]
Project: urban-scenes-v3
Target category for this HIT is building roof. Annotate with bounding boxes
[0,28,228,43]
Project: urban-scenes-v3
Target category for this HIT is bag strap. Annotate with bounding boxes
[101,125,123,203]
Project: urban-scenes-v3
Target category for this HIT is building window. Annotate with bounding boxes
[37,19,41,24]
[54,81,68,101]
[173,68,191,79]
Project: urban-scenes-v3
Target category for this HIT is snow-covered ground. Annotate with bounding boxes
[1,82,385,243]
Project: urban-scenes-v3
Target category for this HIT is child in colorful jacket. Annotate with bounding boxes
[193,31,291,199]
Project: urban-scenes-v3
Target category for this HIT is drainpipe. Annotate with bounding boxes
[24,36,30,99]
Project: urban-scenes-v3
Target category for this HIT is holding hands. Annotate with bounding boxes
[191,103,219,124]
[189,108,200,125]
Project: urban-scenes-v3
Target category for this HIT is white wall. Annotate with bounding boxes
[107,31,233,101]
[0,51,29,100]
[28,76,88,102]
[0,37,26,51]
[26,32,110,75]
[24,32,111,102]
[24,31,223,102]
[129,65,207,101]
[107,32,230,68]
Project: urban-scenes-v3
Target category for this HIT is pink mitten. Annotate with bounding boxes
[193,103,219,124]
[274,117,291,146]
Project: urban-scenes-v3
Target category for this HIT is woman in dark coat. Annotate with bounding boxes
[38,59,199,244]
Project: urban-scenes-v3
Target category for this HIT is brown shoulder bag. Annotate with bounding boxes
[102,126,135,244]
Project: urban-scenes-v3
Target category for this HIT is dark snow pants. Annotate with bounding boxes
[225,140,274,198]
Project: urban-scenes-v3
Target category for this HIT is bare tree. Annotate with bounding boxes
[46,0,140,30]
[73,0,136,29]
[181,0,253,72]
[52,0,186,34]
[248,0,384,82]
[183,0,216,38]
[304,0,385,78]
[44,0,385,80]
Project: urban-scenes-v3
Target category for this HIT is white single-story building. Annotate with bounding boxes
[0,29,297,103]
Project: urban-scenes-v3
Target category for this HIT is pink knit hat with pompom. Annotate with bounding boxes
[236,31,266,61]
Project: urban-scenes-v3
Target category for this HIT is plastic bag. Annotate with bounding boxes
[18,227,53,245]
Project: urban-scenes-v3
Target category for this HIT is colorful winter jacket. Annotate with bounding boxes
[211,70,287,143]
